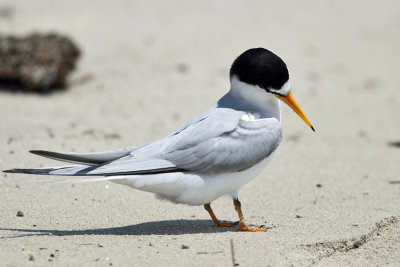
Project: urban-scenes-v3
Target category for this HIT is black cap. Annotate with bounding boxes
[230,48,289,92]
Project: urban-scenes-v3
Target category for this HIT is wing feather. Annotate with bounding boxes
[5,107,281,177]
[162,109,282,173]
[29,147,136,165]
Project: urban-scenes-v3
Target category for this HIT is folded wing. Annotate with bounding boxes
[5,107,281,176]
[163,110,282,173]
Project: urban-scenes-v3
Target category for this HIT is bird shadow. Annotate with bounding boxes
[0,219,237,239]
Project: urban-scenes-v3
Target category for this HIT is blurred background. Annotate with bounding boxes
[1,1,399,146]
[0,1,399,266]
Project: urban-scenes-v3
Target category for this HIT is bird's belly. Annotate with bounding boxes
[112,152,275,206]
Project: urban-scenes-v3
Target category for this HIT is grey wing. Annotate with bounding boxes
[50,108,242,176]
[163,111,282,173]
[82,107,249,175]
[6,108,281,176]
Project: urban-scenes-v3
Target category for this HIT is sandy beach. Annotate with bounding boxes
[1,0,399,266]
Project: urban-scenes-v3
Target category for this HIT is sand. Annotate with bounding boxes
[0,0,399,266]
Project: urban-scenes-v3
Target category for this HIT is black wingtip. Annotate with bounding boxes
[2,168,55,175]
[29,150,43,155]
[311,125,315,132]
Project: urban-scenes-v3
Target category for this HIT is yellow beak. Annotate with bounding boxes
[276,92,315,132]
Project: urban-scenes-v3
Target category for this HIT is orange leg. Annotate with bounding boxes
[234,199,267,232]
[204,203,239,228]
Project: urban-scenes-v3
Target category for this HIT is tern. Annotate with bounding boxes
[5,48,314,232]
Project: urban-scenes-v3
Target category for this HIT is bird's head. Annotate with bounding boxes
[230,47,314,132]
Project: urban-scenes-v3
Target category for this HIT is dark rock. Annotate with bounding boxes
[0,33,80,91]
[388,141,400,148]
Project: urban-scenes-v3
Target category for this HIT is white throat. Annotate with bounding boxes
[226,76,282,121]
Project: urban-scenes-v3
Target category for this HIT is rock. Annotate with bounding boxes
[0,33,80,91]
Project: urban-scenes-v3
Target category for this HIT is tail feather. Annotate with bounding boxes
[37,176,126,184]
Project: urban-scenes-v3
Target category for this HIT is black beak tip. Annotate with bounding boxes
[311,125,315,132]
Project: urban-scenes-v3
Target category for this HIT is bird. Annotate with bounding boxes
[4,48,314,232]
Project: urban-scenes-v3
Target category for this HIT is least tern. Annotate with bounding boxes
[5,48,314,232]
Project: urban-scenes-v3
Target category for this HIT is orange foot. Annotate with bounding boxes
[237,223,267,232]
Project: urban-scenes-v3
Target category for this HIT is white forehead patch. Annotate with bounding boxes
[269,79,291,96]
